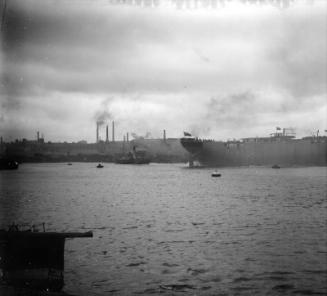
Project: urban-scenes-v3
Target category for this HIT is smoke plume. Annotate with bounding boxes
[95,110,111,126]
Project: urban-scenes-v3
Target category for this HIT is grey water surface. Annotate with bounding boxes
[1,163,326,295]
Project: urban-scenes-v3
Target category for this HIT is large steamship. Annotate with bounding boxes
[180,128,327,167]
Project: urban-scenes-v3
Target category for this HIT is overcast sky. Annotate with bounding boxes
[1,0,326,142]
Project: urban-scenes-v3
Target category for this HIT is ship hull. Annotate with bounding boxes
[181,138,327,167]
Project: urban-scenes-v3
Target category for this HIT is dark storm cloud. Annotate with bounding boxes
[3,0,326,98]
[2,1,195,100]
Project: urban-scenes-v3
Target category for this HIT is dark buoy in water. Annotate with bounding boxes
[96,163,104,168]
[211,171,221,177]
[272,164,280,169]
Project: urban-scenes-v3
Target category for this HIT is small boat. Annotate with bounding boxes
[96,163,104,168]
[115,153,134,164]
[67,163,72,166]
[272,164,281,169]
[211,171,221,177]
[114,146,151,165]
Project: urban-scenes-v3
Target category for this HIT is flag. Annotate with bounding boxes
[184,132,192,136]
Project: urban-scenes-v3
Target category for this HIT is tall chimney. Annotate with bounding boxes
[37,131,40,142]
[163,129,166,142]
[126,132,129,142]
[106,125,109,142]
[112,121,115,142]
[96,123,99,143]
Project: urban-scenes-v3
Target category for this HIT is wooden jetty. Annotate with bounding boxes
[0,225,92,294]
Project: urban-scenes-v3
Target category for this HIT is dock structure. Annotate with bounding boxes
[0,227,93,293]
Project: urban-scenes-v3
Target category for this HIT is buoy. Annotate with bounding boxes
[211,171,221,177]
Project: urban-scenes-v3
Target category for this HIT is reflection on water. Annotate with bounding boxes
[1,163,326,295]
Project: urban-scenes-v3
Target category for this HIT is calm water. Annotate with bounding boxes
[1,163,327,295]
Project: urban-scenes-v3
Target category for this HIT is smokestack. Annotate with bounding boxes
[106,125,109,142]
[37,131,39,142]
[96,123,99,143]
[112,121,115,142]
[127,132,129,142]
[163,129,166,142]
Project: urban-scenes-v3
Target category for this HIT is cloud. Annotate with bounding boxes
[0,0,326,141]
